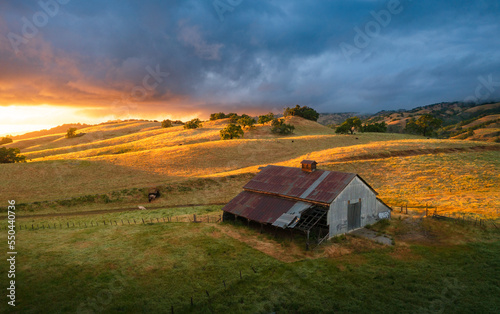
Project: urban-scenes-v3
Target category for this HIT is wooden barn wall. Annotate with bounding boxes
[327,177,380,237]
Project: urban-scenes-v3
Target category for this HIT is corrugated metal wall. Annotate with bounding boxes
[328,176,381,237]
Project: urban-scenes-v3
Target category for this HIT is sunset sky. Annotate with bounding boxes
[1,0,499,136]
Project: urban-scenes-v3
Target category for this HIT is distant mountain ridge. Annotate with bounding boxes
[319,101,500,142]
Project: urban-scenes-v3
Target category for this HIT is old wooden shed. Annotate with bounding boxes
[222,160,391,242]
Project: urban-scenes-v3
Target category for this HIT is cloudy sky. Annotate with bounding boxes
[1,0,499,134]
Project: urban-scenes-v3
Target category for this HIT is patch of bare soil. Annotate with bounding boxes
[392,218,439,245]
[213,225,317,263]
[324,244,352,258]
[389,243,422,261]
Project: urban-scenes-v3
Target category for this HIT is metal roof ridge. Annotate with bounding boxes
[243,187,330,206]
[265,164,357,176]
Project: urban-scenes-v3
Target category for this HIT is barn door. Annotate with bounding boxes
[347,201,361,230]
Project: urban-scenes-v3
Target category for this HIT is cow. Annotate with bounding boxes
[148,188,161,202]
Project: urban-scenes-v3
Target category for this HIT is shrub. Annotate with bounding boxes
[220,124,244,140]
[184,118,202,129]
[161,119,173,128]
[270,119,295,135]
[0,137,13,145]
[0,147,26,163]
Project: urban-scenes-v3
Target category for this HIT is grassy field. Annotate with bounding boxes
[1,116,500,312]
[2,117,499,219]
[2,213,499,313]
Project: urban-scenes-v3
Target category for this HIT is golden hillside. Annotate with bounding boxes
[1,116,499,218]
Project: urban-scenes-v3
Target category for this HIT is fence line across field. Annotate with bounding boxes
[5,214,222,231]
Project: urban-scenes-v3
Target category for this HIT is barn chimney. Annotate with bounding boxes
[301,160,317,172]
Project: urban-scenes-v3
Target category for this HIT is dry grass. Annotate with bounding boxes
[322,151,500,218]
[462,114,500,129]
[2,118,499,219]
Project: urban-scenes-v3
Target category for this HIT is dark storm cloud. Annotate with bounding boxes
[1,0,499,117]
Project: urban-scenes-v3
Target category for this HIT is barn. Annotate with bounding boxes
[222,160,391,243]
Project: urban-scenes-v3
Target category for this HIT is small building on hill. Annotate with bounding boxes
[222,160,391,243]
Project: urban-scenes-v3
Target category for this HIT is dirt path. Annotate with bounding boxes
[16,203,226,219]
[331,145,500,163]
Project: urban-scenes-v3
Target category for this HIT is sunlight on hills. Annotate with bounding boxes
[1,116,499,218]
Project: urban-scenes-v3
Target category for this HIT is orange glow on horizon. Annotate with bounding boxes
[0,105,203,137]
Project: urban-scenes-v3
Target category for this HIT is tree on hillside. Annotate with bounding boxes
[270,118,295,135]
[360,122,387,133]
[0,137,13,145]
[227,113,239,123]
[258,112,275,124]
[405,114,443,136]
[210,112,227,120]
[65,127,78,138]
[0,147,26,163]
[283,105,319,121]
[184,118,202,129]
[161,119,173,128]
[220,124,244,140]
[336,117,362,134]
[237,116,256,129]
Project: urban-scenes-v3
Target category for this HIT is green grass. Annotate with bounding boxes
[13,205,224,228]
[2,218,499,313]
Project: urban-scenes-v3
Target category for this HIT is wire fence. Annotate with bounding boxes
[388,203,498,229]
[3,214,222,232]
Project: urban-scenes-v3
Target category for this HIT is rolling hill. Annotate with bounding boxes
[320,101,500,142]
[1,115,498,219]
[1,111,499,313]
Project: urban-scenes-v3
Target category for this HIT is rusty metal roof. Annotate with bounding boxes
[222,191,309,224]
[243,165,362,204]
